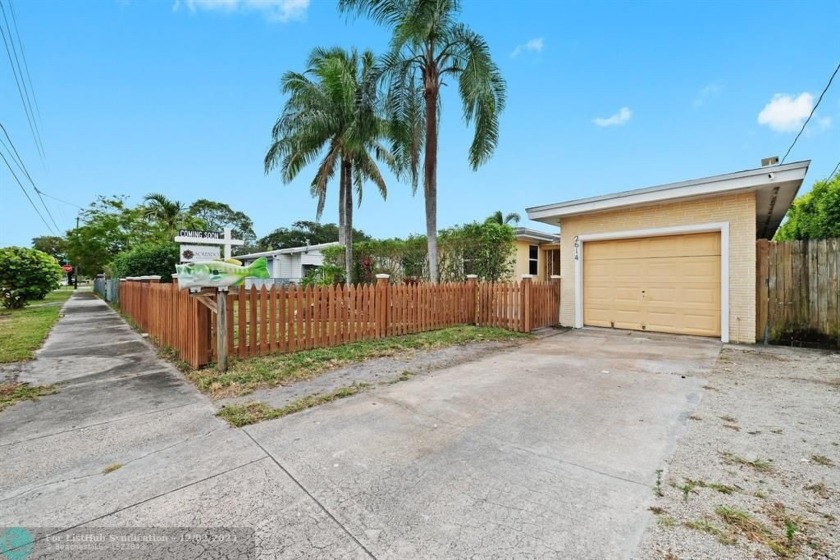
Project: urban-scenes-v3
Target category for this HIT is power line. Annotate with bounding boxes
[0,0,44,159]
[34,187,61,232]
[7,0,41,122]
[0,150,55,234]
[831,159,840,180]
[36,190,83,210]
[781,61,840,164]
[0,121,63,231]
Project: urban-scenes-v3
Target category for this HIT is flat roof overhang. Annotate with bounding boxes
[526,161,810,239]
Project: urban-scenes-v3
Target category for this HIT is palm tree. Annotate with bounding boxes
[339,0,506,283]
[265,47,392,283]
[485,211,520,225]
[143,193,185,238]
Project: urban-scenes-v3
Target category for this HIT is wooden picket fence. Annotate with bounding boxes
[119,280,211,367]
[118,277,561,368]
[756,238,840,347]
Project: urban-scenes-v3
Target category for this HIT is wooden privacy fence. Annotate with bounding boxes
[118,275,561,368]
[756,238,840,347]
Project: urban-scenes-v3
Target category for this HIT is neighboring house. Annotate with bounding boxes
[512,227,561,281]
[526,160,810,344]
[236,242,339,287]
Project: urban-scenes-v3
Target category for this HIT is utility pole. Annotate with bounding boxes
[74,214,80,289]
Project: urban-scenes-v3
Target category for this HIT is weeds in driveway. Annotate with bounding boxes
[810,455,834,467]
[654,469,664,497]
[683,518,735,545]
[217,383,370,427]
[102,464,123,474]
[0,382,57,413]
[720,451,775,473]
[683,478,736,495]
[191,326,526,398]
[804,482,830,498]
[714,505,806,558]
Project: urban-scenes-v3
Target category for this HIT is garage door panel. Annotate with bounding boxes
[583,232,721,337]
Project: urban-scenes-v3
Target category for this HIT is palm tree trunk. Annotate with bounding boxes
[338,170,346,246]
[343,160,354,284]
[424,84,439,284]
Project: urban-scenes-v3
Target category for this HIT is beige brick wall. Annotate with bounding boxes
[557,192,756,343]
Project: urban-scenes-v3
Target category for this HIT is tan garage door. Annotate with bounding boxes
[583,232,721,337]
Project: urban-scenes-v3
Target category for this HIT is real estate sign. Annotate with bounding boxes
[180,244,221,263]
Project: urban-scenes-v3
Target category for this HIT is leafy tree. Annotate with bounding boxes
[265,47,393,283]
[108,243,180,282]
[258,221,370,250]
[66,196,155,276]
[775,173,840,240]
[31,236,68,261]
[187,199,257,247]
[0,247,63,308]
[323,221,514,284]
[485,211,520,225]
[339,0,506,283]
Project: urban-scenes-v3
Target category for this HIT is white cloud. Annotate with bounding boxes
[173,0,309,22]
[694,83,722,107]
[510,38,544,59]
[593,107,632,127]
[757,93,813,132]
[816,116,832,131]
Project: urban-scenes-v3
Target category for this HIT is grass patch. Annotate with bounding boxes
[192,326,526,397]
[0,382,57,413]
[102,463,123,474]
[810,455,834,467]
[720,451,775,473]
[0,288,73,363]
[217,383,370,427]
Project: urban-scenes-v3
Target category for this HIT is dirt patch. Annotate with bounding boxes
[215,338,527,411]
[638,345,840,559]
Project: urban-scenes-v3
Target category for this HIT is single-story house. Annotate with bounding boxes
[526,160,810,344]
[512,227,561,281]
[236,242,339,286]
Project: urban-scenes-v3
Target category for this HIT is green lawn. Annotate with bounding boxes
[191,325,527,398]
[0,287,74,363]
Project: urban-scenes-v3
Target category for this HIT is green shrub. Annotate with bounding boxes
[0,247,64,309]
[324,223,515,284]
[108,243,179,282]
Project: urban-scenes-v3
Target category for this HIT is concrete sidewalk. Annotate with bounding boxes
[0,291,720,559]
[0,291,366,557]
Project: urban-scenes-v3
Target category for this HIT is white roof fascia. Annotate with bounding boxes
[526,161,810,221]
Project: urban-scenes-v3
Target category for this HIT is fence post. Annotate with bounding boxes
[521,275,533,332]
[216,287,228,372]
[550,274,561,326]
[466,275,478,325]
[376,274,390,338]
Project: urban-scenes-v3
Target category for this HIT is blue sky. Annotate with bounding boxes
[1,0,838,248]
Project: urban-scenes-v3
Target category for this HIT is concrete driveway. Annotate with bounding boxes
[0,293,721,559]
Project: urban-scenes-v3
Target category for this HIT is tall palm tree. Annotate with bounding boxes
[143,193,185,238]
[339,0,506,283]
[485,210,520,225]
[265,47,392,283]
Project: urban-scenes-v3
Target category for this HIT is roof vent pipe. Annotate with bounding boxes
[761,156,779,167]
